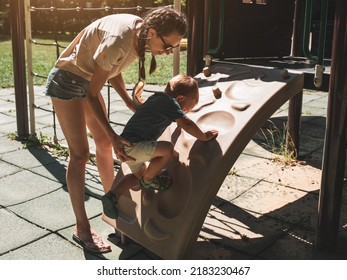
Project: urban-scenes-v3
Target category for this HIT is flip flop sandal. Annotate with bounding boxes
[132,80,145,106]
[140,174,171,191]
[72,233,111,254]
[101,192,119,219]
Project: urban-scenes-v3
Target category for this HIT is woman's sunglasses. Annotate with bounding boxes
[158,35,179,53]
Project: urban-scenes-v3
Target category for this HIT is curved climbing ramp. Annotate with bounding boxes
[103,62,304,259]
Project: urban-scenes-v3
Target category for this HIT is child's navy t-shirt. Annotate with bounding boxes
[121,92,186,143]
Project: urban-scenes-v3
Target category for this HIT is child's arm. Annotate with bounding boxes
[176,116,218,141]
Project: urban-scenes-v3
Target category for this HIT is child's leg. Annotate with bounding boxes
[102,165,146,219]
[109,165,145,198]
[142,141,173,185]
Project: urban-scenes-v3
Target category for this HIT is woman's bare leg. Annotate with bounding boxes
[52,98,109,250]
[85,93,115,193]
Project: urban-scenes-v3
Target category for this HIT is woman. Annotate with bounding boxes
[45,7,187,254]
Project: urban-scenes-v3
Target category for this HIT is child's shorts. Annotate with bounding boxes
[124,141,157,173]
[45,67,89,100]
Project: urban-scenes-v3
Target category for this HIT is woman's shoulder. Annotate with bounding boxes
[95,14,142,28]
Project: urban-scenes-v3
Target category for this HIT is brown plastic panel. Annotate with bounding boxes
[208,0,296,58]
[103,63,304,259]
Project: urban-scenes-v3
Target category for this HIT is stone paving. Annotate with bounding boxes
[0,85,346,260]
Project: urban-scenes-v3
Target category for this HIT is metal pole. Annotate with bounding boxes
[317,0,329,65]
[10,0,29,139]
[316,0,347,252]
[302,0,315,60]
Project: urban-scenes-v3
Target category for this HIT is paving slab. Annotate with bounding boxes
[35,113,58,127]
[298,134,325,157]
[0,122,24,136]
[264,162,321,192]
[84,163,105,197]
[0,233,88,260]
[0,109,16,118]
[59,216,151,260]
[0,208,49,255]
[0,147,58,169]
[31,95,52,107]
[200,204,293,257]
[0,161,21,178]
[0,170,62,206]
[300,117,326,136]
[302,148,324,169]
[191,237,253,260]
[0,88,15,97]
[231,180,320,227]
[0,137,23,154]
[242,139,276,159]
[0,99,16,114]
[259,226,347,260]
[215,175,260,203]
[32,108,54,120]
[30,160,67,186]
[8,188,102,232]
[305,95,329,109]
[232,154,281,180]
[37,125,66,143]
[0,113,15,126]
[108,111,132,126]
[58,218,118,260]
[303,105,328,117]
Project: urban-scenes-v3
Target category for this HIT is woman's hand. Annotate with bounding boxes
[111,134,135,162]
[128,100,139,113]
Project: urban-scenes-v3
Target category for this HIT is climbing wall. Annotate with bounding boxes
[103,62,304,259]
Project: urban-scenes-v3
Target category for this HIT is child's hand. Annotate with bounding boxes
[204,130,219,141]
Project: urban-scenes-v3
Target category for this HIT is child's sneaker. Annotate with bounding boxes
[140,174,171,191]
[101,192,119,219]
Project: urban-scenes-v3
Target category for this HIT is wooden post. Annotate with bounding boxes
[286,91,303,157]
[187,0,205,76]
[316,0,347,252]
[10,0,29,139]
[173,0,181,76]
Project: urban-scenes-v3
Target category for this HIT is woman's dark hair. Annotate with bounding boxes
[138,7,187,81]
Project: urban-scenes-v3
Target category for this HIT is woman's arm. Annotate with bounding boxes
[176,117,218,141]
[86,63,134,161]
[108,73,137,112]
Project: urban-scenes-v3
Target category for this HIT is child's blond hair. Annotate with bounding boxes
[165,75,199,102]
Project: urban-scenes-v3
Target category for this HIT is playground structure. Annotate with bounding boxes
[186,0,345,255]
[103,63,304,259]
[9,0,347,258]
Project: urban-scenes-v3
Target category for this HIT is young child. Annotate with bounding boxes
[102,75,218,219]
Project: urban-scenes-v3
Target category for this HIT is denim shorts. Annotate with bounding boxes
[124,141,157,173]
[45,67,90,100]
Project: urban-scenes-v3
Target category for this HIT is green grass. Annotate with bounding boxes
[0,36,14,88]
[259,120,297,163]
[0,34,187,88]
